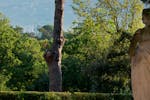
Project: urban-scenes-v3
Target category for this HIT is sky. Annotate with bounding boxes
[0,0,76,32]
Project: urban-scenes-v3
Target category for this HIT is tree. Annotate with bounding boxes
[12,26,24,33]
[7,35,47,91]
[62,0,144,93]
[0,13,19,90]
[44,0,65,91]
[0,12,48,91]
[38,25,53,40]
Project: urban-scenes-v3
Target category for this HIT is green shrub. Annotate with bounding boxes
[0,91,132,100]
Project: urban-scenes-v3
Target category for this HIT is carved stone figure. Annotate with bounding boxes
[129,8,150,100]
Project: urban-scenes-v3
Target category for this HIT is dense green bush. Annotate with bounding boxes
[0,91,132,100]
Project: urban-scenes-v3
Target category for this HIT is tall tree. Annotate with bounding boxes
[44,0,65,91]
[66,0,143,92]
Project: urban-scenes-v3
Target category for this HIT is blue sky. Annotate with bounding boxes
[0,0,76,32]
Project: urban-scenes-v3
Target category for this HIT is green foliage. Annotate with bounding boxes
[0,91,133,100]
[0,0,144,94]
[38,25,53,40]
[6,35,47,91]
[61,0,144,93]
[12,26,24,34]
[0,13,48,91]
[62,29,112,92]
[0,13,20,91]
[73,0,144,33]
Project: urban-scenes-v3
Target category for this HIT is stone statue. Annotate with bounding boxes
[129,8,150,100]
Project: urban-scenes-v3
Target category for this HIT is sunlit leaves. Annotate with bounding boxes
[65,0,144,93]
[0,13,47,91]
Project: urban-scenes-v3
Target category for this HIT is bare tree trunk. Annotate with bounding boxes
[44,0,65,92]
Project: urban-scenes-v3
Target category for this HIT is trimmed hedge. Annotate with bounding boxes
[0,91,133,100]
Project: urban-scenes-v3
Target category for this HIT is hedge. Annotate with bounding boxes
[0,91,133,100]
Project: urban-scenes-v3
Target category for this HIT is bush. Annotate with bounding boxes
[0,91,133,100]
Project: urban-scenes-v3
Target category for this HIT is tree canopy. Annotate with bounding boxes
[0,13,48,91]
[0,0,145,93]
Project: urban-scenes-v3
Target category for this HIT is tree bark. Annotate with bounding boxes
[44,0,65,92]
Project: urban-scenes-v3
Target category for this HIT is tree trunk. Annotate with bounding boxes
[44,0,65,92]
